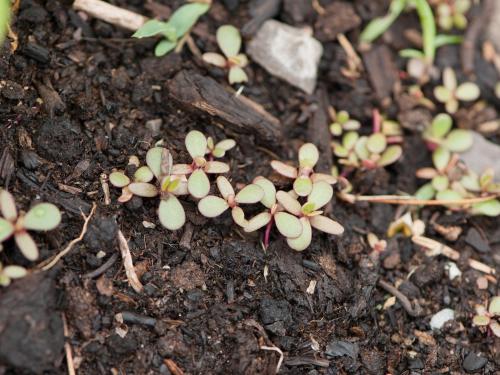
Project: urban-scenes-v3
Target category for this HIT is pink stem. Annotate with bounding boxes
[372,108,381,134]
[263,217,274,249]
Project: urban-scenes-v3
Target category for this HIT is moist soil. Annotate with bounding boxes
[1,0,499,374]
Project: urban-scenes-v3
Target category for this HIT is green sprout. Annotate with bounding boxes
[423,113,473,152]
[434,68,480,114]
[244,176,304,248]
[435,0,470,30]
[172,130,230,199]
[109,156,157,202]
[0,190,61,260]
[0,0,10,44]
[206,136,236,159]
[198,176,264,227]
[359,0,407,43]
[271,143,337,197]
[0,262,27,287]
[275,182,344,251]
[132,2,210,56]
[329,109,361,137]
[472,296,500,338]
[202,25,249,84]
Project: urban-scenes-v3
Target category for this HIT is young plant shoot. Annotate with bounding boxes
[276,181,344,251]
[0,190,61,260]
[329,108,361,137]
[0,262,27,287]
[173,130,230,199]
[198,176,264,227]
[423,113,473,152]
[132,2,210,56]
[271,143,337,197]
[472,296,500,337]
[434,68,480,113]
[206,136,236,159]
[434,0,470,30]
[109,156,157,202]
[202,25,249,84]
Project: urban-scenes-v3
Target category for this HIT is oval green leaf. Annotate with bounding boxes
[366,133,387,154]
[169,3,210,38]
[293,176,313,197]
[431,113,453,139]
[414,183,436,200]
[158,196,185,231]
[377,145,402,167]
[133,20,173,38]
[216,176,235,200]
[146,147,166,178]
[154,40,176,57]
[432,146,451,171]
[228,66,248,84]
[489,296,500,315]
[307,181,333,211]
[276,191,302,216]
[0,190,17,221]
[134,166,154,183]
[14,231,38,261]
[186,130,207,159]
[198,196,229,218]
[431,175,449,191]
[274,212,303,239]
[23,203,61,231]
[444,129,473,152]
[244,212,271,232]
[471,199,500,217]
[309,215,344,235]
[128,182,158,198]
[455,82,480,101]
[0,218,14,242]
[343,131,359,150]
[286,218,312,251]
[216,24,241,58]
[235,184,264,204]
[253,177,276,208]
[3,265,27,279]
[298,143,319,168]
[231,206,246,227]
[109,171,130,188]
[188,169,210,199]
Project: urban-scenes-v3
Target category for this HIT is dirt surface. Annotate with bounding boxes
[0,0,499,374]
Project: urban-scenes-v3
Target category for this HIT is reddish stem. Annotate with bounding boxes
[263,217,274,249]
[372,108,381,134]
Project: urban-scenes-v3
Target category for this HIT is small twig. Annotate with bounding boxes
[62,314,76,375]
[100,173,111,206]
[117,229,144,293]
[261,344,284,374]
[378,279,423,317]
[163,359,185,375]
[116,311,156,327]
[83,252,119,278]
[179,223,194,250]
[38,203,97,271]
[73,0,147,31]
[338,192,499,206]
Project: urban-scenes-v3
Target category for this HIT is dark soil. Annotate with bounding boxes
[1,0,499,374]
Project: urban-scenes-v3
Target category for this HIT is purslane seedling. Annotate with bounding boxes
[434,67,480,113]
[472,296,500,337]
[133,2,210,56]
[0,261,27,287]
[423,113,473,152]
[433,0,470,30]
[206,136,236,159]
[0,190,61,260]
[109,156,157,202]
[202,25,249,84]
[329,108,361,137]
[271,143,337,197]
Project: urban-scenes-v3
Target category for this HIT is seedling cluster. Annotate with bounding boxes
[434,67,480,114]
[432,0,470,30]
[328,108,361,137]
[472,296,500,338]
[0,190,61,260]
[110,134,344,251]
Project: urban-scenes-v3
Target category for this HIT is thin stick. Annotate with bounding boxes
[261,344,284,374]
[100,173,111,206]
[117,229,144,293]
[38,203,97,271]
[338,192,499,206]
[378,279,423,317]
[62,314,76,375]
[73,0,147,31]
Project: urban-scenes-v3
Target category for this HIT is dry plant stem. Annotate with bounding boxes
[117,229,144,293]
[338,192,500,206]
[163,359,185,375]
[261,344,284,374]
[412,235,496,276]
[377,279,423,317]
[100,173,111,205]
[62,313,76,375]
[73,0,148,31]
[38,203,97,271]
[337,33,362,77]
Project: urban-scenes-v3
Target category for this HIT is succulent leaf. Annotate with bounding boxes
[134,166,154,183]
[443,67,457,91]
[455,82,480,101]
[202,52,227,67]
[472,314,490,326]
[216,176,235,200]
[253,177,276,208]
[0,190,17,221]
[128,182,158,198]
[14,231,39,261]
[377,145,402,167]
[198,196,229,218]
[293,176,313,197]
[204,161,230,174]
[228,66,248,84]
[431,175,449,191]
[343,131,359,150]
[24,203,61,231]
[244,212,272,232]
[414,183,436,200]
[431,113,453,139]
[155,40,176,56]
[216,25,241,58]
[366,133,387,154]
[434,86,452,103]
[471,199,500,217]
[231,206,246,227]
[298,143,319,168]
[109,171,130,188]
[274,212,303,238]
[2,265,27,279]
[309,215,344,235]
[169,2,210,38]
[432,146,451,171]
[270,160,298,179]
[444,129,473,152]
[158,196,186,230]
[235,184,264,204]
[276,191,302,216]
[489,296,500,315]
[286,217,312,251]
[146,147,166,178]
[0,218,14,242]
[186,130,208,159]
[307,181,333,211]
[187,169,210,198]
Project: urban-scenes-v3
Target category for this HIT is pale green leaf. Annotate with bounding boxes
[128,182,158,197]
[202,52,227,67]
[172,163,193,175]
[330,123,342,136]
[306,181,333,211]
[134,166,154,183]
[455,82,480,101]
[0,190,17,221]
[198,196,229,218]
[146,147,166,178]
[215,139,236,152]
[244,212,271,232]
[489,296,500,315]
[169,3,210,38]
[14,231,38,261]
[431,175,449,191]
[231,206,246,227]
[274,212,302,238]
[490,321,500,337]
[24,203,61,231]
[414,183,436,200]
[336,110,349,124]
[133,20,175,39]
[0,218,14,242]
[188,169,210,198]
[3,265,27,279]
[216,176,235,200]
[298,143,319,168]
[216,25,241,58]
[435,189,463,201]
[377,145,402,167]
[276,191,302,216]
[444,129,473,152]
[293,176,313,197]
[109,171,130,188]
[434,86,452,103]
[431,113,452,139]
[158,196,185,230]
[445,98,459,114]
[204,161,230,174]
[253,177,276,208]
[235,184,264,204]
[0,0,11,45]
[354,136,370,160]
[311,173,337,185]
[342,131,359,150]
[270,160,298,179]
[186,130,208,159]
[344,119,361,131]
[286,218,312,251]
[309,215,344,235]
[366,133,387,154]
[460,174,480,192]
[228,66,248,84]
[443,67,457,91]
[472,314,490,326]
[155,40,177,56]
[432,146,451,171]
[333,144,349,158]
[471,199,500,217]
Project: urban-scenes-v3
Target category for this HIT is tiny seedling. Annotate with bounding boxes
[133,2,210,56]
[276,181,344,251]
[206,136,236,159]
[202,25,249,84]
[434,67,480,113]
[0,190,61,260]
[434,0,470,30]
[472,296,500,338]
[359,0,407,43]
[329,108,361,137]
[271,143,337,197]
[173,130,230,199]
[423,113,473,152]
[198,176,264,227]
[0,261,27,287]
[109,156,157,202]
[244,176,304,248]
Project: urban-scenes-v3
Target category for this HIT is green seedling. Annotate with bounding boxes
[435,0,470,30]
[271,143,337,197]
[0,190,61,260]
[0,0,10,44]
[244,176,304,248]
[423,113,473,152]
[206,136,236,159]
[434,68,480,113]
[198,176,264,227]
[359,0,407,43]
[109,156,157,202]
[172,130,230,199]
[329,108,361,137]
[0,262,27,287]
[146,147,189,230]
[133,2,210,56]
[202,25,249,84]
[472,296,500,338]
[276,181,344,251]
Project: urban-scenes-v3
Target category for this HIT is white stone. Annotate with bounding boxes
[247,20,323,94]
[460,132,500,182]
[445,262,462,280]
[430,308,455,330]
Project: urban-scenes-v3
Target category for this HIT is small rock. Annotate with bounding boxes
[1,80,25,100]
[463,352,488,372]
[430,308,455,330]
[465,228,490,253]
[445,262,462,280]
[259,298,292,325]
[476,276,488,289]
[157,331,190,357]
[145,118,162,136]
[460,132,500,182]
[411,262,442,287]
[325,340,359,359]
[247,20,323,94]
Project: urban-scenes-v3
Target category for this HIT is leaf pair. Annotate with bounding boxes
[329,109,360,137]
[436,0,470,31]
[434,68,480,114]
[109,162,157,203]
[423,113,473,153]
[472,296,500,337]
[202,25,249,84]
[206,136,236,158]
[133,3,210,56]
[271,143,337,197]
[0,190,61,260]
